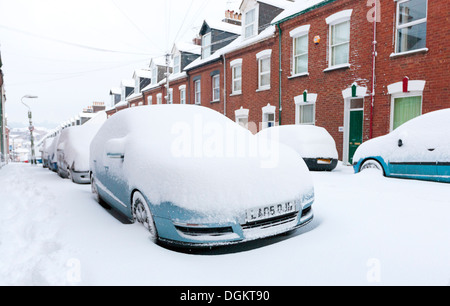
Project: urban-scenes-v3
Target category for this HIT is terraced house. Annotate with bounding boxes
[0,50,7,164]
[105,0,449,164]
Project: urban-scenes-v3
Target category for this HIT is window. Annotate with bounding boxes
[258,57,270,89]
[173,54,181,74]
[293,35,308,75]
[244,8,256,38]
[262,104,276,129]
[167,88,173,104]
[157,93,162,105]
[330,21,350,66]
[294,92,317,125]
[212,75,220,102]
[202,33,211,59]
[326,10,352,68]
[392,96,422,130]
[147,96,153,105]
[179,86,186,104]
[194,80,201,105]
[152,67,157,85]
[395,0,427,54]
[230,59,242,94]
[290,25,310,76]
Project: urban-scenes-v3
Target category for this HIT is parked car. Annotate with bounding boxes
[353,109,450,183]
[56,112,106,184]
[44,134,59,172]
[257,125,339,171]
[90,105,315,247]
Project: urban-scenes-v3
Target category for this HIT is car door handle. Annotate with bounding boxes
[428,148,436,152]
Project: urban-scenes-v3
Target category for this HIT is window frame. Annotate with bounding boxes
[325,10,352,69]
[390,93,423,131]
[244,8,257,39]
[212,74,220,102]
[173,54,181,74]
[179,85,186,104]
[156,93,162,105]
[230,59,243,95]
[290,25,310,76]
[202,32,212,59]
[194,80,201,105]
[394,0,428,54]
[256,50,272,91]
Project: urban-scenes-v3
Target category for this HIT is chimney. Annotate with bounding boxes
[223,9,242,26]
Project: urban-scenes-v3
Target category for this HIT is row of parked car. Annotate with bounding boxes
[39,105,449,248]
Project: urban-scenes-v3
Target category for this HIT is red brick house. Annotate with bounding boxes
[104,0,449,165]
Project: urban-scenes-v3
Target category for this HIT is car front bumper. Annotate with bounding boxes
[156,202,314,248]
[303,158,338,171]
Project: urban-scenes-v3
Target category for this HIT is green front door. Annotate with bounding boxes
[348,110,363,164]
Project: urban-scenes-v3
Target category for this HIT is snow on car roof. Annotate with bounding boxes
[90,105,313,216]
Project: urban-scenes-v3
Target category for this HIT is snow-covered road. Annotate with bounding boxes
[0,163,449,286]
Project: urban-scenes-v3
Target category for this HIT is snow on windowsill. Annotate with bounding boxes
[256,86,271,92]
[230,92,242,97]
[323,63,351,72]
[390,48,428,58]
[288,72,309,79]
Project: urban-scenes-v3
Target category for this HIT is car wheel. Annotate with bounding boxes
[360,159,385,175]
[91,175,101,203]
[132,191,158,240]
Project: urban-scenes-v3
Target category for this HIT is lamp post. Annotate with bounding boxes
[21,95,38,165]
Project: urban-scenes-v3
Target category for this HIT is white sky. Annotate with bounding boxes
[0,0,241,128]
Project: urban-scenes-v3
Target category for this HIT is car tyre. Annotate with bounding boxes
[360,159,385,175]
[132,191,158,241]
[91,175,101,203]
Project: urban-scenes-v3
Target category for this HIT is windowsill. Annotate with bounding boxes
[323,63,351,72]
[210,100,220,104]
[288,72,309,79]
[390,48,428,58]
[256,86,271,92]
[230,92,242,97]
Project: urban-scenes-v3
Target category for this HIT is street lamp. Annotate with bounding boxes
[21,95,38,165]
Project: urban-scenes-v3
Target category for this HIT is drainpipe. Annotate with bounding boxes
[370,2,377,139]
[277,23,282,126]
[223,54,227,116]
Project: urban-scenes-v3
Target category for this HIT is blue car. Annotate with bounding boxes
[353,109,450,183]
[90,105,315,247]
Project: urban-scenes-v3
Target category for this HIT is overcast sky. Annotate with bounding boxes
[0,0,241,129]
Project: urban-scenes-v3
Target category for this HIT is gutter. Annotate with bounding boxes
[271,0,338,26]
[277,24,282,126]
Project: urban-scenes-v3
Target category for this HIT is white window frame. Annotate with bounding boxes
[147,96,153,105]
[173,54,181,74]
[230,59,243,95]
[151,66,157,85]
[326,10,352,70]
[294,93,317,125]
[157,93,162,105]
[167,88,173,104]
[194,80,201,105]
[394,0,428,55]
[290,25,310,77]
[256,49,272,91]
[387,80,426,132]
[244,7,258,39]
[211,74,220,102]
[262,104,276,129]
[179,85,186,104]
[202,32,212,59]
[235,107,250,129]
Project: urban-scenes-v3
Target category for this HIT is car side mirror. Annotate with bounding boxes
[398,139,403,147]
[106,138,126,159]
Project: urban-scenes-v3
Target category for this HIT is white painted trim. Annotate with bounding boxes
[389,92,423,132]
[342,85,369,99]
[326,9,353,25]
[289,24,311,38]
[387,80,426,95]
[178,84,186,90]
[294,93,317,105]
[235,107,249,119]
[230,58,243,67]
[256,49,272,59]
[262,104,276,114]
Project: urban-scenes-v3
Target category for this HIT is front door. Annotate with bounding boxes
[348,99,364,164]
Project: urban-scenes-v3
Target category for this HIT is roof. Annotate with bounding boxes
[271,0,330,24]
[109,87,121,95]
[202,19,241,35]
[121,79,135,88]
[133,69,152,79]
[240,0,294,11]
[172,42,201,55]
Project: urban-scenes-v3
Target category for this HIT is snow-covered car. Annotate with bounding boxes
[353,109,450,183]
[257,125,339,171]
[56,112,106,184]
[44,135,59,172]
[90,105,315,247]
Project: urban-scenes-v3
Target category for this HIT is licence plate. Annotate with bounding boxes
[246,202,296,223]
[317,159,332,164]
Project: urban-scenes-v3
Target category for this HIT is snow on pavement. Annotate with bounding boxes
[0,163,449,286]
